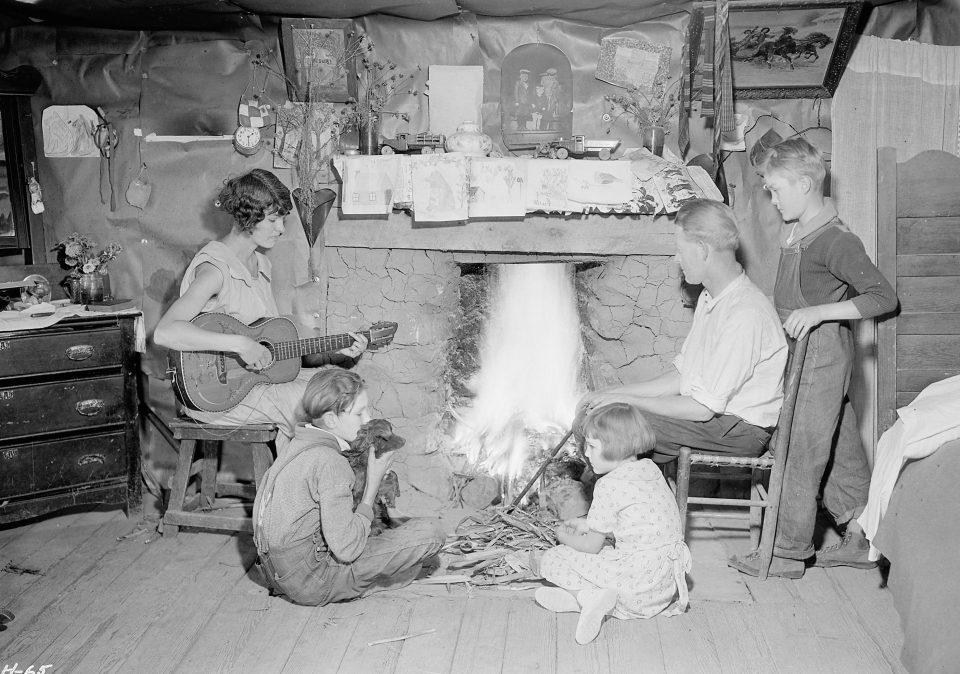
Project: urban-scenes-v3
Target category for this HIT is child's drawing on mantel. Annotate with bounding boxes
[411,154,469,221]
[468,158,526,217]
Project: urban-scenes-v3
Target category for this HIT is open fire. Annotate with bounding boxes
[450,263,584,499]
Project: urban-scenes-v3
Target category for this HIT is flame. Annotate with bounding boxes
[453,263,584,483]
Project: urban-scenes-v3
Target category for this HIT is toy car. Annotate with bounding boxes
[379,133,447,155]
[537,136,621,160]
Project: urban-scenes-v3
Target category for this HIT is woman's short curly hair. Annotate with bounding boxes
[217,169,293,233]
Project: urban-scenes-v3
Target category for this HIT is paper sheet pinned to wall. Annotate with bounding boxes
[428,66,484,136]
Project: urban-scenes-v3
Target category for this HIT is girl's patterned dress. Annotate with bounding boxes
[539,458,692,619]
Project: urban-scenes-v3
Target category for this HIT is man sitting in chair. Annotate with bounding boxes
[578,199,788,468]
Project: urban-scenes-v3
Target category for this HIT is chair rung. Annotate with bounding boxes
[688,511,761,520]
[689,454,775,468]
[688,497,768,507]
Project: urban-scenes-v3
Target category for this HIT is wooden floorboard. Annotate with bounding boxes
[825,566,907,674]
[120,534,257,673]
[337,596,414,674]
[503,595,558,673]
[703,602,778,674]
[281,600,359,673]
[5,517,153,665]
[0,507,909,674]
[60,532,232,673]
[657,604,723,673]
[449,596,512,674]
[1,508,121,607]
[394,595,466,674]
[604,611,661,673]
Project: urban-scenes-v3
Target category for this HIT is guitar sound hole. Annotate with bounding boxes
[216,352,227,384]
[262,342,276,368]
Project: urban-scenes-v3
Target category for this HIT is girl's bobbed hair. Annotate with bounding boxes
[582,402,657,461]
[217,169,292,233]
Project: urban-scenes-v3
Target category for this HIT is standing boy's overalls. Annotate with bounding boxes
[772,221,873,561]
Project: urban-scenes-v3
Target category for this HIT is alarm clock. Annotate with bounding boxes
[233,126,262,156]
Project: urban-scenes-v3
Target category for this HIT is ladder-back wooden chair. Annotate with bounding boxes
[876,148,960,435]
[675,333,808,580]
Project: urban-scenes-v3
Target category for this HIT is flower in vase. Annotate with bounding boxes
[52,232,123,278]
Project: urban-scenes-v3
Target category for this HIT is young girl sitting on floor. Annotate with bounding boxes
[534,402,692,645]
[253,368,444,605]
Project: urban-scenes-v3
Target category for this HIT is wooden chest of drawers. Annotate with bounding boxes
[0,314,141,523]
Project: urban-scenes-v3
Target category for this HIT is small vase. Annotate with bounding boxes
[78,272,105,303]
[445,121,493,157]
[358,116,379,155]
[293,187,337,247]
[640,125,666,157]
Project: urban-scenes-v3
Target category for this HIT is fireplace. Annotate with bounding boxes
[319,237,692,514]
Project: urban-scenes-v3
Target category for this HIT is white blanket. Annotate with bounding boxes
[859,375,960,559]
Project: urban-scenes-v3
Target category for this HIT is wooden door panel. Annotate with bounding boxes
[898,335,960,370]
[897,277,960,312]
[896,218,960,254]
[898,368,960,393]
[898,254,960,276]
[896,313,960,335]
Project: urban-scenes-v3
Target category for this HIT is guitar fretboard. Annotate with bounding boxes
[270,330,372,361]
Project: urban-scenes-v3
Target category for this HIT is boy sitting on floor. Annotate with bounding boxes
[253,368,445,605]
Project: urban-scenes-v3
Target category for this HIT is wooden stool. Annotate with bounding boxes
[161,420,277,536]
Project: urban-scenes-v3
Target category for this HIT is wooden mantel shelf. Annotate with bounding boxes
[323,209,678,256]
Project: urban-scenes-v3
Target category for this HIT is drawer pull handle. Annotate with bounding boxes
[79,454,105,466]
[76,399,105,416]
[66,345,96,361]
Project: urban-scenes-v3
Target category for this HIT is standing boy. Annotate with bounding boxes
[729,137,898,579]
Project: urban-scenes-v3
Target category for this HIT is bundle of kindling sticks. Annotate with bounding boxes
[423,506,558,586]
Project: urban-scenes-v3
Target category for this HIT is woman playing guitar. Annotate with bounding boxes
[154,169,368,455]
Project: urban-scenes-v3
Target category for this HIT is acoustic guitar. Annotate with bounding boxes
[168,313,398,413]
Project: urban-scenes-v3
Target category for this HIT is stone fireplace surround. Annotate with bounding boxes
[320,241,694,514]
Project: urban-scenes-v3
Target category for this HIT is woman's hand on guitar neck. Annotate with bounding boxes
[337,331,369,360]
[236,336,272,371]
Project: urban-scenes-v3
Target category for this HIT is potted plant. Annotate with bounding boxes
[344,32,417,155]
[52,232,123,303]
[603,77,681,156]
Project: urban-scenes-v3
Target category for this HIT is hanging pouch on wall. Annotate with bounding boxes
[125,164,151,209]
[92,107,119,211]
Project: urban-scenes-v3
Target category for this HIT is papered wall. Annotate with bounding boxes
[0,11,699,365]
[0,11,829,491]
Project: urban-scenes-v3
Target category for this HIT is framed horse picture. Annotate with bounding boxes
[728,0,863,99]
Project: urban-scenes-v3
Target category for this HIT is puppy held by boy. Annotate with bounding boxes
[343,418,404,535]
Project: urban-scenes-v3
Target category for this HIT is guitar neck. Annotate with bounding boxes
[273,330,370,361]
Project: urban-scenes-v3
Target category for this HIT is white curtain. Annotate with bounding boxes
[833,35,960,458]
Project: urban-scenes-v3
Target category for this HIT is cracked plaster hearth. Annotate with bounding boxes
[320,245,693,516]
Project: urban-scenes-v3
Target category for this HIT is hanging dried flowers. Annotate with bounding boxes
[603,77,682,133]
[343,31,418,131]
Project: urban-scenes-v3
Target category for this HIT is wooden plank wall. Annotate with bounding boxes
[877,149,960,432]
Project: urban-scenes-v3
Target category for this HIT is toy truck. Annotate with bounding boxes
[378,133,447,155]
[538,136,621,160]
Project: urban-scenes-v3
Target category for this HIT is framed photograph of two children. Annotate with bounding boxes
[728,0,864,99]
